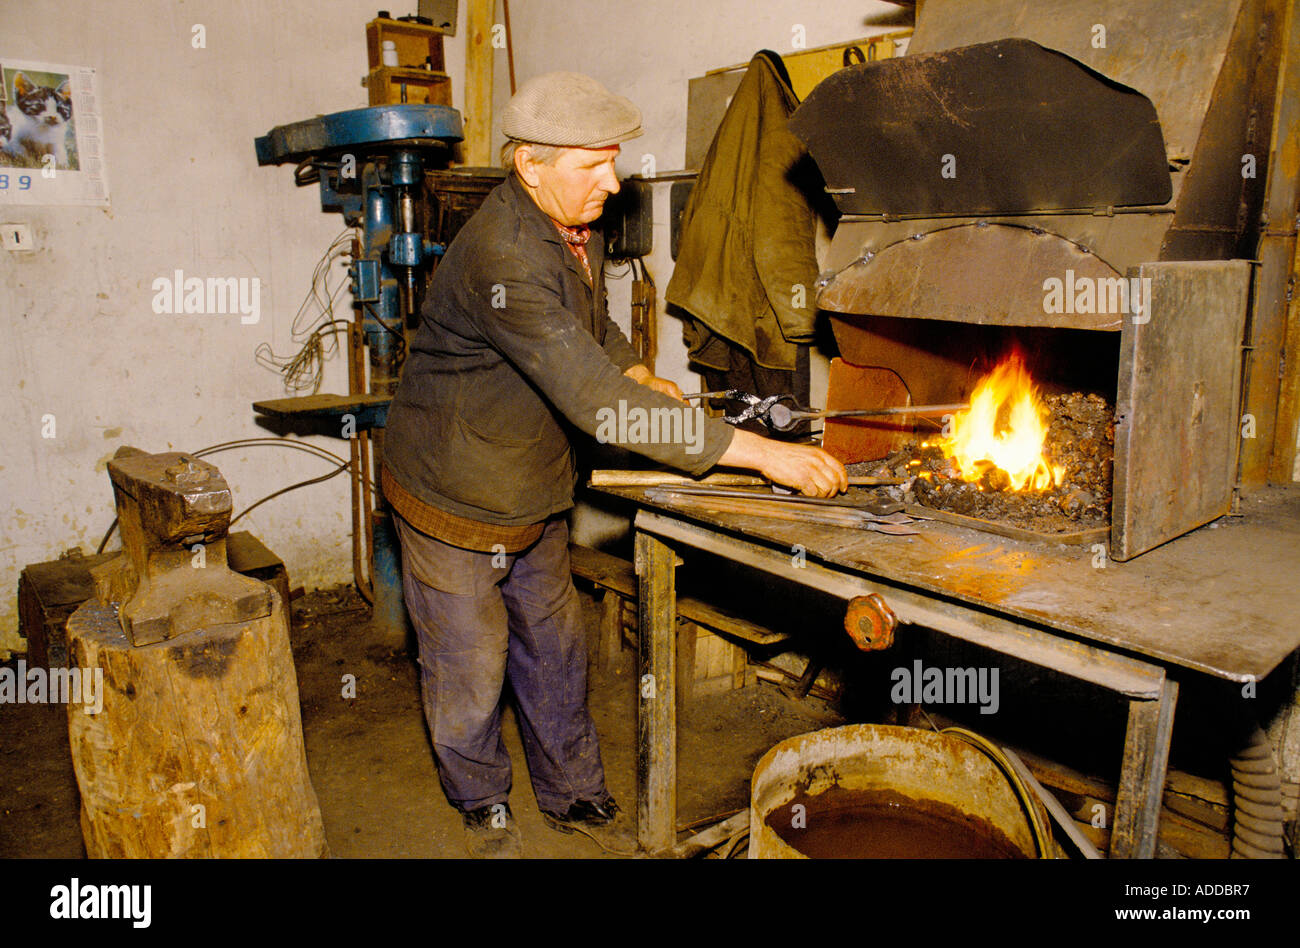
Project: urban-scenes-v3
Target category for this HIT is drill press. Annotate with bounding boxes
[253,102,463,638]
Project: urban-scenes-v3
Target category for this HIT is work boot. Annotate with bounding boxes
[541,796,636,855]
[462,802,523,858]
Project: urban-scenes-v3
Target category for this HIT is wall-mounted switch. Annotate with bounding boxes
[2,223,35,252]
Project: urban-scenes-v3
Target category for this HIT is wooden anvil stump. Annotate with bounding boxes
[66,446,328,858]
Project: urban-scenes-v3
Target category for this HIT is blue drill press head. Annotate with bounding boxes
[254,103,463,166]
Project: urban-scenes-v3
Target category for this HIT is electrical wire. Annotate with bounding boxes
[913,709,1055,858]
[95,437,380,553]
[255,228,357,394]
[603,257,633,279]
[229,460,351,527]
[635,256,656,290]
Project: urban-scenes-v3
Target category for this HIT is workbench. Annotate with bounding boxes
[593,484,1300,858]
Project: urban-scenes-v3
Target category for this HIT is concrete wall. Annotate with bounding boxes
[0,1,468,653]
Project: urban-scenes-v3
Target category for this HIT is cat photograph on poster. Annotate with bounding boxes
[0,66,78,171]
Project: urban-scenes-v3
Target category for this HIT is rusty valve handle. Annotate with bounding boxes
[844,593,899,651]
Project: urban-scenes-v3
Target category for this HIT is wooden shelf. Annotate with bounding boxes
[364,66,452,106]
[364,16,451,107]
[366,16,448,71]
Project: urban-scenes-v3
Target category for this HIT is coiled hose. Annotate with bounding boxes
[1230,724,1287,858]
[942,727,1053,858]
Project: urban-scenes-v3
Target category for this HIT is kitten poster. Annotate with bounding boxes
[0,57,108,206]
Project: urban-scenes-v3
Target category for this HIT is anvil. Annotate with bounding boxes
[90,447,273,646]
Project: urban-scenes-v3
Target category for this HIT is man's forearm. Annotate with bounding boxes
[717,428,771,471]
[716,428,848,498]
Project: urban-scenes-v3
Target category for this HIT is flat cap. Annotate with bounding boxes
[501,71,643,148]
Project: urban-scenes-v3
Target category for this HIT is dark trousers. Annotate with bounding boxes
[393,513,608,814]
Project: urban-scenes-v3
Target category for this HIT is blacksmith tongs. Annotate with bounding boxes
[684,390,967,434]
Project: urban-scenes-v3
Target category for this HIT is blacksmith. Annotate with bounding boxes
[382,71,846,857]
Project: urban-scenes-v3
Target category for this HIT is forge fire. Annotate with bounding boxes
[863,357,1116,535]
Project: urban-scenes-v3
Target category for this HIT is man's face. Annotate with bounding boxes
[520,145,621,226]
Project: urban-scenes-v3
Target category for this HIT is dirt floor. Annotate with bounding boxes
[2,568,1268,860]
[0,584,841,859]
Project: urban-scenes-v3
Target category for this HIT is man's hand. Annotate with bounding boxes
[624,364,684,401]
[716,429,848,498]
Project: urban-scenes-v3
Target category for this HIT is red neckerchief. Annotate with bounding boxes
[551,220,592,284]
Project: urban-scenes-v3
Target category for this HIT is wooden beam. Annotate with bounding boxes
[1270,236,1300,483]
[569,543,790,645]
[1110,679,1178,859]
[464,0,496,166]
[1243,0,1300,484]
[635,531,677,853]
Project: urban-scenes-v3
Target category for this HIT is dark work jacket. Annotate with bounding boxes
[383,172,735,526]
[666,51,823,371]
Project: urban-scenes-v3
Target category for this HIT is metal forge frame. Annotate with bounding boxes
[791,0,1299,560]
[608,482,1300,859]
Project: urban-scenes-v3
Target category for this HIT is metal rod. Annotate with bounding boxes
[589,470,766,487]
[837,205,1176,223]
[1000,746,1103,859]
[668,809,750,859]
[647,485,909,514]
[682,391,966,416]
[805,402,969,420]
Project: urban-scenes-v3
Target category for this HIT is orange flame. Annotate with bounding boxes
[936,355,1063,491]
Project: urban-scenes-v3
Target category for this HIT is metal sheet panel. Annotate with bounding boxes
[1111,261,1252,560]
[909,0,1247,209]
[790,38,1170,217]
[818,222,1125,328]
[684,72,744,172]
[824,213,1176,292]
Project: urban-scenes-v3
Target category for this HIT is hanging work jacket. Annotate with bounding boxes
[667,50,826,372]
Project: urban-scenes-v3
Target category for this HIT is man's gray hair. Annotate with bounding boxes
[501,140,564,170]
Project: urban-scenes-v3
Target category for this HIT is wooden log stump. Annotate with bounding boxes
[65,592,328,858]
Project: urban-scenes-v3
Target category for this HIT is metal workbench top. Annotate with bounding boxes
[595,484,1300,683]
